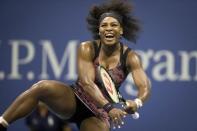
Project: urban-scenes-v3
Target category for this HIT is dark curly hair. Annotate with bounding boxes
[86,0,140,42]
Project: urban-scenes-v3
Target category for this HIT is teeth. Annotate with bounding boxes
[105,34,114,38]
[105,33,114,37]
[106,34,113,36]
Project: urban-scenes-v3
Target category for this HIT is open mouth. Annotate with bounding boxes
[105,33,115,40]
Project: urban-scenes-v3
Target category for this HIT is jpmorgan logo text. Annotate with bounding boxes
[0,40,196,82]
[0,40,78,81]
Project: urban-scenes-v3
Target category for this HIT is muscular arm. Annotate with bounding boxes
[126,51,151,103]
[77,41,109,107]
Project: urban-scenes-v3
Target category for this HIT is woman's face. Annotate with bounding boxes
[99,16,123,46]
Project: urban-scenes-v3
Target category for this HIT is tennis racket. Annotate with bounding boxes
[97,65,139,119]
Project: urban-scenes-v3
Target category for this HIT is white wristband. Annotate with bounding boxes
[0,116,9,127]
[134,98,143,108]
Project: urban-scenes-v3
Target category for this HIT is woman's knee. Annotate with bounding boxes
[27,80,76,117]
[31,80,74,104]
[28,80,54,98]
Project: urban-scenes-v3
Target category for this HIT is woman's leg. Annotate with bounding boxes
[1,80,76,124]
[80,117,109,131]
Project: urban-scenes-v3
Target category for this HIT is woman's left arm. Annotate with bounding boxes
[125,51,151,111]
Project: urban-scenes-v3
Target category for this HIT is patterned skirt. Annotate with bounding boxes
[71,82,110,127]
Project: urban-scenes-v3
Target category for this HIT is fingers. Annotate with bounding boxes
[111,117,125,129]
[111,118,123,129]
[110,110,127,129]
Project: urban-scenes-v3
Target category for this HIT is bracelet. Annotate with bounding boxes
[134,98,143,109]
[0,116,9,127]
[103,103,114,113]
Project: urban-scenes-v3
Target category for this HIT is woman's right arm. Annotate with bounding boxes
[77,41,109,107]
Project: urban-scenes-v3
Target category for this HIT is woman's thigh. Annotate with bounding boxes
[34,80,77,119]
[80,116,109,131]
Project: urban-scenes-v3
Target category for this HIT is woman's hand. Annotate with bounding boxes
[108,108,127,129]
[124,100,138,114]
